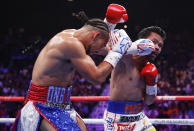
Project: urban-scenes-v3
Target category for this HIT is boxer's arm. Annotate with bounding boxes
[71,32,130,84]
[53,37,112,85]
[71,29,131,84]
[59,30,130,84]
[71,48,112,84]
[141,63,158,105]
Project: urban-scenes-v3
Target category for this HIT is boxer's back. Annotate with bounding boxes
[110,55,146,102]
[32,29,78,87]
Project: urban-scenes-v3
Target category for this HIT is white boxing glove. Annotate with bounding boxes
[126,39,155,56]
[104,29,132,68]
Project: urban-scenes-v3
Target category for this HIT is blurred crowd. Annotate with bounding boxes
[0,25,193,131]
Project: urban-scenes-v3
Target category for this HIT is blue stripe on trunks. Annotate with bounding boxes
[107,99,143,115]
[35,102,81,131]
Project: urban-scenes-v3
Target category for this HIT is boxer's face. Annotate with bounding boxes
[146,32,164,61]
[89,36,109,54]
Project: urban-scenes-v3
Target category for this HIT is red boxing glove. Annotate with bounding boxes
[105,4,128,31]
[106,4,128,24]
[140,63,158,96]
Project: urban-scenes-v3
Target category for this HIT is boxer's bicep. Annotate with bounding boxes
[71,54,100,84]
[71,52,112,84]
[67,41,112,84]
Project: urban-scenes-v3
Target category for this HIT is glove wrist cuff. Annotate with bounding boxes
[104,51,122,68]
[146,85,157,96]
[104,18,116,31]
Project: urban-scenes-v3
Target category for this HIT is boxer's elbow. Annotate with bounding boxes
[89,76,106,85]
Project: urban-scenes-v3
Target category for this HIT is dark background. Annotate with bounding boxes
[1,0,194,37]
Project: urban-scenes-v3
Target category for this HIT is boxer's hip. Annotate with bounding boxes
[104,100,155,131]
[12,81,81,131]
[13,101,81,131]
[107,99,143,115]
[105,100,144,123]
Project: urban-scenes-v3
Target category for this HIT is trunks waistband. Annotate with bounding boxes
[25,81,72,105]
[107,99,143,115]
[119,112,145,122]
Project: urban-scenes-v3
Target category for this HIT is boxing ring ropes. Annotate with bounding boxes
[0,96,194,125]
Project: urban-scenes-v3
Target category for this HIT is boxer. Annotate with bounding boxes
[103,25,166,131]
[102,5,166,130]
[12,5,130,131]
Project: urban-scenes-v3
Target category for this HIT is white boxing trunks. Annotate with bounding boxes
[103,99,156,131]
[12,82,83,131]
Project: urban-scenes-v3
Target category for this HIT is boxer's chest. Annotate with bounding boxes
[113,60,145,89]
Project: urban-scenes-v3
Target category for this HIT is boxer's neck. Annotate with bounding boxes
[74,27,93,51]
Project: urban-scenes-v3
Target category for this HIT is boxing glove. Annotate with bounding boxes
[140,63,158,96]
[104,4,128,31]
[104,29,131,68]
[126,39,155,56]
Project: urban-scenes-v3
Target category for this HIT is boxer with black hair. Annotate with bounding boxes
[104,25,166,131]
[98,4,167,130]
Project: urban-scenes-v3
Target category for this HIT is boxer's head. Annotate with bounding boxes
[84,19,109,54]
[75,11,109,54]
[137,26,166,61]
[84,18,109,53]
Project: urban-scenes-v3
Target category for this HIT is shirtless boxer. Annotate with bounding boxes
[103,26,166,131]
[12,5,130,131]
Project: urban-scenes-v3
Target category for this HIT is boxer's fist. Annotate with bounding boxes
[126,39,155,56]
[140,63,158,96]
[104,29,131,68]
[110,29,132,54]
[104,4,128,31]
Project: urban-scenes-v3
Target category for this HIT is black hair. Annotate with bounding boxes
[137,26,166,40]
[73,11,109,39]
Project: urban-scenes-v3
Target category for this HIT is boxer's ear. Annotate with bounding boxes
[92,31,100,41]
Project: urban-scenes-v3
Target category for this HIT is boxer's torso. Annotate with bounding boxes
[110,55,147,102]
[32,29,78,87]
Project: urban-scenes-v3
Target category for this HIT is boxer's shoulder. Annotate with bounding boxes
[50,30,82,49]
[51,32,86,58]
[55,30,77,44]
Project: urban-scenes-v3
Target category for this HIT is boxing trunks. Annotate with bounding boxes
[12,82,82,131]
[104,99,156,131]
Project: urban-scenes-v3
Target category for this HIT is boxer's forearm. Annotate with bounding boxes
[144,94,155,105]
[71,53,113,85]
[87,62,113,85]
